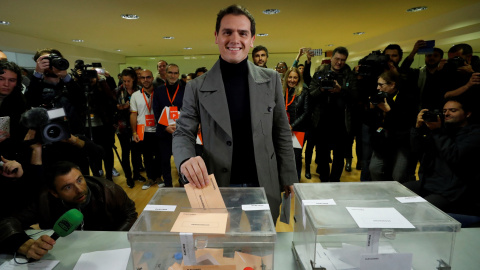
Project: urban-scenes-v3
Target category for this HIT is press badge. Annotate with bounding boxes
[145,114,155,127]
[170,106,179,120]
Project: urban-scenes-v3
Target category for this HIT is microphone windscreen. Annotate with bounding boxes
[52,209,84,238]
[20,107,49,129]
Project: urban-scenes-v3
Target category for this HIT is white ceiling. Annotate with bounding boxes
[1,0,480,62]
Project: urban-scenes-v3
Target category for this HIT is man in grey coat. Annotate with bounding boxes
[172,4,297,222]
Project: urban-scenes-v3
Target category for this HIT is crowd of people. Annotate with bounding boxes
[1,3,479,261]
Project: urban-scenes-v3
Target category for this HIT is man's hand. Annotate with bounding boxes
[180,156,210,188]
[412,40,426,55]
[328,80,342,93]
[284,185,294,197]
[466,73,480,88]
[0,130,10,143]
[437,59,447,70]
[416,109,428,128]
[376,98,391,112]
[35,55,50,74]
[165,123,177,134]
[18,236,56,260]
[458,64,475,74]
[0,156,23,178]
[132,133,140,142]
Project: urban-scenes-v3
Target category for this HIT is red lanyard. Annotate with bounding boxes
[166,83,179,106]
[142,88,153,113]
[285,89,295,111]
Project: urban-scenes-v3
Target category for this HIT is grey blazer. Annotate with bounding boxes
[173,59,297,221]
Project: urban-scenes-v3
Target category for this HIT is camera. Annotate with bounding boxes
[20,107,70,144]
[45,53,70,70]
[357,50,390,78]
[422,109,443,122]
[443,56,466,72]
[370,91,389,105]
[72,60,102,80]
[316,70,337,90]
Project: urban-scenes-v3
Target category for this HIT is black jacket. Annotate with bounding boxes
[285,87,310,132]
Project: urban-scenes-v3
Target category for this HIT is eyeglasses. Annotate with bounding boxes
[377,83,389,87]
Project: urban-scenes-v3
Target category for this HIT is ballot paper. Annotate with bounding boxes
[0,259,59,270]
[359,253,413,270]
[346,207,415,229]
[184,175,226,209]
[280,193,291,224]
[72,248,131,270]
[171,212,228,234]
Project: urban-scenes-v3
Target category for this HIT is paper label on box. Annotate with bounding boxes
[303,199,336,206]
[180,233,196,266]
[346,207,415,229]
[359,253,413,270]
[144,204,177,212]
[395,196,427,203]
[241,204,270,211]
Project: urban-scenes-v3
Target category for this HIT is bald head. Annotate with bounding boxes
[139,69,154,91]
[0,51,7,61]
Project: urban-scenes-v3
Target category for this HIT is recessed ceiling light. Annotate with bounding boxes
[116,49,122,52]
[407,6,427,12]
[121,14,139,20]
[257,33,269,37]
[0,21,10,25]
[72,39,84,43]
[327,44,334,47]
[263,9,280,15]
[163,36,174,40]
[150,58,156,59]
[184,47,192,50]
[353,32,365,35]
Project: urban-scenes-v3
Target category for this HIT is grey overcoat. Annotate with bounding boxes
[172,59,297,221]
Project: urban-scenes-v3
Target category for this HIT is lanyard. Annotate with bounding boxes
[142,88,153,113]
[285,89,295,111]
[166,83,180,106]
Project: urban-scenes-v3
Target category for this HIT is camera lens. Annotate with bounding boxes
[51,58,70,70]
[45,125,61,139]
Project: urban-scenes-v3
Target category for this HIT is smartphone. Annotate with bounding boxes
[309,49,323,56]
[418,40,435,54]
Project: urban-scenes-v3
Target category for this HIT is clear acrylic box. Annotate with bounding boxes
[292,182,461,270]
[128,187,276,270]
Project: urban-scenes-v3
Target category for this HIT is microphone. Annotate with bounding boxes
[20,107,50,130]
[51,209,84,240]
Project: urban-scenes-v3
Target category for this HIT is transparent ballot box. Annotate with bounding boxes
[128,187,276,270]
[292,182,461,270]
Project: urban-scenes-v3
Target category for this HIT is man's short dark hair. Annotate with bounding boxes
[332,46,349,58]
[448,44,473,55]
[216,5,256,36]
[195,67,208,77]
[383,44,403,59]
[47,161,82,190]
[445,96,472,114]
[0,60,23,93]
[157,60,168,67]
[166,63,179,72]
[252,45,268,57]
[432,47,444,58]
[33,48,63,62]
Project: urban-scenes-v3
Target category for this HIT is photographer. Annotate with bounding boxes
[25,49,85,135]
[404,98,480,219]
[309,46,357,182]
[365,71,417,183]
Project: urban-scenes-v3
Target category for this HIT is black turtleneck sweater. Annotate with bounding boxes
[219,57,258,186]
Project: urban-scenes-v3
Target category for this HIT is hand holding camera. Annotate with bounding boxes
[417,109,442,130]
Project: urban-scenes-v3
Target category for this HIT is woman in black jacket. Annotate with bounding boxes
[283,67,310,180]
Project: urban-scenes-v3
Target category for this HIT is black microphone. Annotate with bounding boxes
[20,107,50,130]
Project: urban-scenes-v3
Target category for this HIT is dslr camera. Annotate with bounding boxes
[357,50,390,78]
[370,91,389,105]
[422,109,443,122]
[443,56,466,72]
[44,53,70,70]
[21,107,71,144]
[316,70,337,90]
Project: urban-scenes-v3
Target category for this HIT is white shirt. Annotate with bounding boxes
[130,89,156,133]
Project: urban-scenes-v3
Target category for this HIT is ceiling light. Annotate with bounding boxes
[353,32,365,35]
[257,33,269,37]
[327,44,334,47]
[163,36,174,40]
[121,14,139,20]
[263,9,280,15]
[0,21,10,25]
[116,49,122,52]
[184,47,192,50]
[72,39,84,43]
[407,6,428,12]
[150,58,156,59]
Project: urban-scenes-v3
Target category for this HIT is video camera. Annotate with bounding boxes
[370,91,389,105]
[20,107,70,144]
[71,60,102,83]
[357,50,390,78]
[44,53,70,71]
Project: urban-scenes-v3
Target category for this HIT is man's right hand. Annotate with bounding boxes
[35,55,50,74]
[180,156,210,188]
[19,235,56,260]
[416,109,428,128]
[132,133,140,142]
